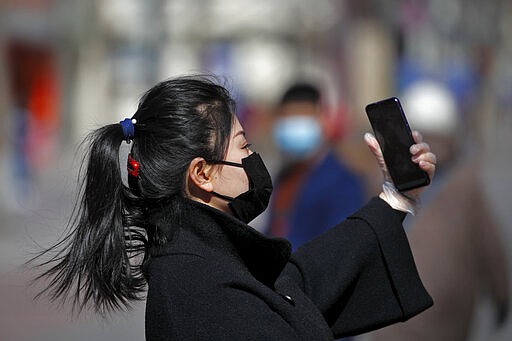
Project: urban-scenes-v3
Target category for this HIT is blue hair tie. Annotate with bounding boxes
[120,118,137,142]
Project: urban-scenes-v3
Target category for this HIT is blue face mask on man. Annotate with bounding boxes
[273,116,322,158]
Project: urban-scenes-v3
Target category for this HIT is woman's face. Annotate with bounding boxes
[209,118,252,210]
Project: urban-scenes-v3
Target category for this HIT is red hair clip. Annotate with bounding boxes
[127,154,140,177]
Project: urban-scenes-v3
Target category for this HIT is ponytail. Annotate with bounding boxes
[31,75,237,315]
[33,123,145,314]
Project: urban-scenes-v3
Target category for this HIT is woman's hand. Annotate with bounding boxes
[364,130,437,213]
[405,130,436,199]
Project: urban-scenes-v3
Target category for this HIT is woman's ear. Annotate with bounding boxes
[187,157,215,193]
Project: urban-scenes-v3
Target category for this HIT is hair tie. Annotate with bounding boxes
[127,154,141,195]
[120,118,137,143]
[127,154,140,178]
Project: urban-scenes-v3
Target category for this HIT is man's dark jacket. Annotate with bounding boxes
[145,197,433,340]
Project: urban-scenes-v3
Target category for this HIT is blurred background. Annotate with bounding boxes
[0,0,511,340]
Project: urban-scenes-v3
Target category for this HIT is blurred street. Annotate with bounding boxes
[1,0,512,340]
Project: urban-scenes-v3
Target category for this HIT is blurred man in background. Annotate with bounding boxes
[266,82,365,251]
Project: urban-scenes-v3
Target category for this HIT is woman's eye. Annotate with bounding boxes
[243,143,252,149]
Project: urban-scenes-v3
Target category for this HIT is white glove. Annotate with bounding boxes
[364,131,436,215]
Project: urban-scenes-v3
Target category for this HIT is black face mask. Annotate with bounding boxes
[209,153,273,223]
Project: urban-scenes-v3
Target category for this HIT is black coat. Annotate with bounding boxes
[145,197,432,340]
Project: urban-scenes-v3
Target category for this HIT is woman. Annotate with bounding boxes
[36,76,436,340]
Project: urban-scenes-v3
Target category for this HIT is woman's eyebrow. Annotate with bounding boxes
[234,130,246,138]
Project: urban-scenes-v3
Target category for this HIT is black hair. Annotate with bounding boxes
[32,75,236,315]
[279,83,321,105]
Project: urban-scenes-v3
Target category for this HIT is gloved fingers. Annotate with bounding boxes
[365,130,436,188]
[402,133,436,200]
[412,151,436,164]
[364,132,381,157]
[418,159,436,180]
[411,130,423,144]
[364,132,391,182]
[410,140,436,180]
[409,142,431,156]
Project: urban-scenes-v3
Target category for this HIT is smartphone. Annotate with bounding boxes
[365,97,430,192]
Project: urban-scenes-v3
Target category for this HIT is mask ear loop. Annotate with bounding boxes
[210,191,235,202]
[206,159,243,168]
[205,159,244,201]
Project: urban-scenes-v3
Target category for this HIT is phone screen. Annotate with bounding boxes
[365,97,430,192]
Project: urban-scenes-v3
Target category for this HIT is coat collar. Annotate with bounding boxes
[151,198,292,288]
